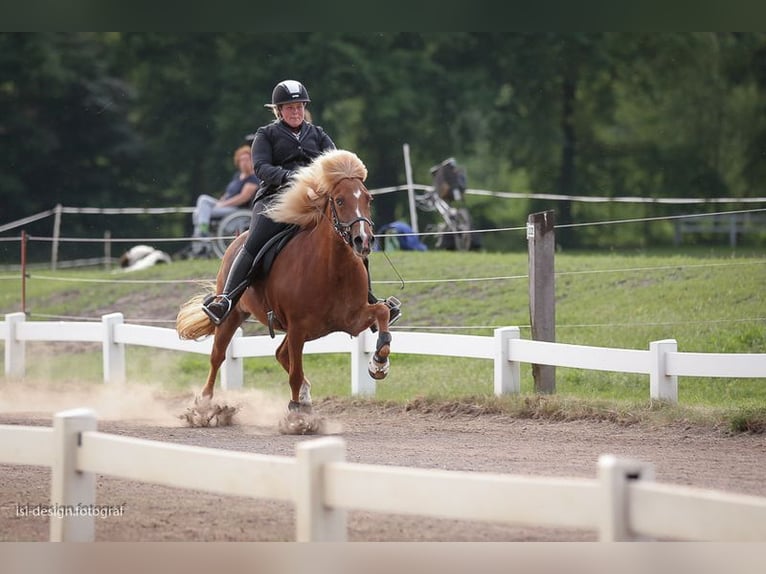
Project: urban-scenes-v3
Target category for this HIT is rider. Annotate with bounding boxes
[201,79,402,329]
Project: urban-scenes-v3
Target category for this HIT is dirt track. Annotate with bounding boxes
[1,382,765,542]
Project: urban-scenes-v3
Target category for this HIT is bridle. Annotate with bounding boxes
[327,179,374,246]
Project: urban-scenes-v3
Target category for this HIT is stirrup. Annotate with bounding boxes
[201,295,232,326]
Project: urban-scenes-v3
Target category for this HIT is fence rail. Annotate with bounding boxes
[3,312,766,403]
[1,409,765,541]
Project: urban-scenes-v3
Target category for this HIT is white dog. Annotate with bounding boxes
[119,245,172,272]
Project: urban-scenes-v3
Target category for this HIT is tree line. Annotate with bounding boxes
[2,32,765,252]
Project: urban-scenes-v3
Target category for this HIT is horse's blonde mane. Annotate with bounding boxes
[265,149,368,228]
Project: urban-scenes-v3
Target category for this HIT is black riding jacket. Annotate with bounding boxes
[251,119,335,201]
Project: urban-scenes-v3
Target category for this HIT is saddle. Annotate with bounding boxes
[249,223,300,280]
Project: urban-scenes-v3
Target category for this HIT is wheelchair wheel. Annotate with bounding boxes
[435,207,473,251]
[212,209,251,258]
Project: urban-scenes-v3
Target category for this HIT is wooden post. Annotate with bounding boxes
[527,210,556,394]
[21,230,27,314]
[102,313,126,384]
[295,437,347,541]
[598,454,655,541]
[104,230,112,271]
[350,331,376,396]
[50,408,97,542]
[4,312,26,378]
[221,327,243,390]
[649,339,678,403]
[493,326,520,395]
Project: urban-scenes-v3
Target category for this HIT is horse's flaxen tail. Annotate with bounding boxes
[176,292,215,340]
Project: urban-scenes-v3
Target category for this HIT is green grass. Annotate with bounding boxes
[1,247,765,431]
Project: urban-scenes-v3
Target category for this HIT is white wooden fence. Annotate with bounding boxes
[1,408,765,542]
[3,312,766,403]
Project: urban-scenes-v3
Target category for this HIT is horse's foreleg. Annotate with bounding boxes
[201,316,241,398]
[282,334,310,412]
[368,301,392,380]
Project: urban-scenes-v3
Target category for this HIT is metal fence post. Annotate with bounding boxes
[102,313,125,384]
[50,408,97,542]
[295,437,347,542]
[649,339,678,403]
[494,326,520,395]
[4,312,26,378]
[598,454,655,541]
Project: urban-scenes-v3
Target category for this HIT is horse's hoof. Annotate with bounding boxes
[368,357,390,380]
[180,397,238,427]
[279,411,323,435]
[288,400,313,414]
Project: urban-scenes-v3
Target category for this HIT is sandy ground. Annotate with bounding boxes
[1,379,765,542]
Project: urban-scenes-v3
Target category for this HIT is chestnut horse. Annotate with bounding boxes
[176,149,393,412]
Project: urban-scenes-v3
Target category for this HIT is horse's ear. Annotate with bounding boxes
[307,187,319,201]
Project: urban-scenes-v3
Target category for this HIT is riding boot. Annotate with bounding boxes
[201,247,255,325]
[365,257,402,332]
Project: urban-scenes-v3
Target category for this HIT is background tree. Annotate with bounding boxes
[2,32,765,260]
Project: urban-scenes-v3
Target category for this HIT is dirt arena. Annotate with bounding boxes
[1,379,765,542]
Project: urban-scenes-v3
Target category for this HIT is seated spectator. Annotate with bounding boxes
[189,145,260,257]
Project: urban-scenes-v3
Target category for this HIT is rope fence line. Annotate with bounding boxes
[0,258,759,287]
[2,203,763,331]
[3,206,766,245]
[10,204,766,243]
[556,206,766,230]
[23,275,210,285]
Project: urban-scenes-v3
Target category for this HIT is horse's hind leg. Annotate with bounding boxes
[201,312,244,398]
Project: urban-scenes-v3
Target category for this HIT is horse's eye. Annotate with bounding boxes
[335,198,344,207]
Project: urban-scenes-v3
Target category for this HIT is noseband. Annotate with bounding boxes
[328,181,374,246]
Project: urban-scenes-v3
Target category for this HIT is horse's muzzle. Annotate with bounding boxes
[353,233,371,257]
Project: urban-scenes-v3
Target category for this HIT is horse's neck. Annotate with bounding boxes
[306,222,362,276]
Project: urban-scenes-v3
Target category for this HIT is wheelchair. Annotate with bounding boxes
[209,208,251,258]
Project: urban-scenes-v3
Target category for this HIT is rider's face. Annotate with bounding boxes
[280,102,305,128]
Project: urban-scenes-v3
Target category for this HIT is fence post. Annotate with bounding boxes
[104,230,112,271]
[494,326,520,395]
[50,408,97,542]
[649,339,678,403]
[402,143,419,234]
[527,210,556,394]
[295,437,347,542]
[51,203,62,271]
[598,454,655,542]
[221,327,243,391]
[4,312,27,378]
[350,331,375,396]
[102,313,125,384]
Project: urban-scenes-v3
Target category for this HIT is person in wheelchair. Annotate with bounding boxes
[188,145,261,258]
[201,79,402,329]
[430,157,467,203]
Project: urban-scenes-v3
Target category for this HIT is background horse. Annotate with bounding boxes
[176,149,393,414]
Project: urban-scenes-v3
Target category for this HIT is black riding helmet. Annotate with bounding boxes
[271,80,311,106]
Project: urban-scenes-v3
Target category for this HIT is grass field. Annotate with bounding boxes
[1,246,764,431]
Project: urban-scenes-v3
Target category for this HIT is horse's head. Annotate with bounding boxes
[328,177,374,257]
[265,149,374,256]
